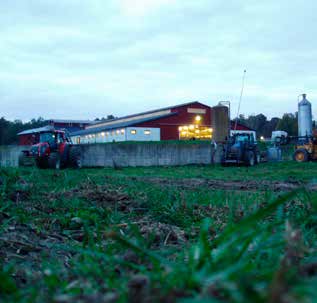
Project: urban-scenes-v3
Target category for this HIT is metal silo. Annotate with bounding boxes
[211,105,229,142]
[298,94,312,137]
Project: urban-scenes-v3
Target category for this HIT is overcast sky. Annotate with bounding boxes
[1,0,317,121]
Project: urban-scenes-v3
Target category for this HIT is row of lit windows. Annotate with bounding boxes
[82,128,152,139]
[130,129,151,135]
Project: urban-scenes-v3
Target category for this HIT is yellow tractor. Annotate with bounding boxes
[293,135,317,162]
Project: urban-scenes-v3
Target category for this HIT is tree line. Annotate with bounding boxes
[0,112,305,145]
[0,116,117,145]
[237,113,301,138]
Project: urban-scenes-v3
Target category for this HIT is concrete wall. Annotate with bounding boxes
[79,143,215,167]
[0,145,29,167]
[0,143,218,168]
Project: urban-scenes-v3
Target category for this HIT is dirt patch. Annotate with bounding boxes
[129,176,306,192]
[0,221,73,286]
[139,221,186,246]
[49,183,137,212]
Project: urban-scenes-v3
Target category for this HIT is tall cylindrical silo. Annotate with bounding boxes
[298,94,312,137]
[211,105,229,142]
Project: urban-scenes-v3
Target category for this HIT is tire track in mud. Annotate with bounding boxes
[115,176,315,192]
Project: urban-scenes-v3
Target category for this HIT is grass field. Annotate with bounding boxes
[1,162,317,302]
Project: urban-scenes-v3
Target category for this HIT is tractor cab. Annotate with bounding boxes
[38,130,71,146]
[231,133,255,145]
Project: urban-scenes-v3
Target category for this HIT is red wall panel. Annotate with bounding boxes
[135,102,212,140]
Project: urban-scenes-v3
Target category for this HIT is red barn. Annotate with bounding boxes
[71,101,252,143]
[17,120,94,145]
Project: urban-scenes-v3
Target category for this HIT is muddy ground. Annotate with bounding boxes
[115,176,313,192]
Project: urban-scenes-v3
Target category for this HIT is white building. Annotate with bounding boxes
[71,125,160,144]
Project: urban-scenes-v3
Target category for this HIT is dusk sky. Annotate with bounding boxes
[1,0,317,121]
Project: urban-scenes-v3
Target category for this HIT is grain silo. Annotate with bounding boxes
[298,94,312,137]
[211,105,230,142]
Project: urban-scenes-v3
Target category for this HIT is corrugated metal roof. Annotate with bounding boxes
[49,119,96,124]
[71,112,177,136]
[17,125,55,136]
[89,101,204,128]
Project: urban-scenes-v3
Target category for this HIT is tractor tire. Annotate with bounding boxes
[48,152,61,169]
[255,152,261,165]
[293,148,309,163]
[69,147,82,168]
[245,151,255,167]
[18,152,27,167]
[35,158,48,169]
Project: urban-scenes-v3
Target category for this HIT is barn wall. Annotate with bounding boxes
[135,102,212,140]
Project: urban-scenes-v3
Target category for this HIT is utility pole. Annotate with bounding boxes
[234,70,247,131]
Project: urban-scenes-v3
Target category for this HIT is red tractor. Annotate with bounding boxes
[18,130,82,169]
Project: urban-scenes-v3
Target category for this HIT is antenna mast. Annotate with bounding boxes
[234,70,247,131]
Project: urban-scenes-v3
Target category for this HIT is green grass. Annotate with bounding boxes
[0,164,317,302]
[79,161,317,182]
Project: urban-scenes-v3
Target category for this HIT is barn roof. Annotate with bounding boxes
[48,119,95,124]
[230,120,254,131]
[87,101,206,129]
[17,125,54,136]
[71,112,177,136]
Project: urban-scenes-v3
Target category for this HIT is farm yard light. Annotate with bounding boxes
[195,115,201,122]
[260,136,265,141]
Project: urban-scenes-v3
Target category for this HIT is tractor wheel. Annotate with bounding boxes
[18,152,27,167]
[69,147,82,168]
[48,153,61,169]
[293,148,309,163]
[255,152,261,165]
[35,158,48,169]
[245,151,255,167]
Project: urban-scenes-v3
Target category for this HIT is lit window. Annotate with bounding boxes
[144,130,151,135]
[131,129,137,135]
[121,129,125,134]
[101,132,105,137]
[106,132,109,136]
[116,130,120,135]
[178,126,183,131]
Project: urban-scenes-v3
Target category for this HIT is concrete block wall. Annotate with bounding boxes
[0,146,29,167]
[0,143,220,168]
[79,143,215,167]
